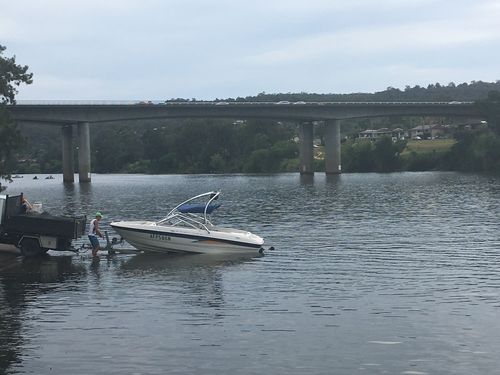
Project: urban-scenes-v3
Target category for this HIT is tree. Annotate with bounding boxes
[0,106,23,181]
[475,90,500,135]
[341,139,375,172]
[0,44,33,181]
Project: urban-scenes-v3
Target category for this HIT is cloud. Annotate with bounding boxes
[245,6,500,66]
[2,0,499,99]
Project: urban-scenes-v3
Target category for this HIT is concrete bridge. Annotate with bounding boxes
[9,101,480,182]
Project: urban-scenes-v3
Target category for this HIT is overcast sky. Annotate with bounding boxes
[1,0,499,100]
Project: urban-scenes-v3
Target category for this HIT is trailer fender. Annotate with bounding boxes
[18,236,46,257]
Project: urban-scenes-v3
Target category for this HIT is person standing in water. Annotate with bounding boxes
[88,212,104,257]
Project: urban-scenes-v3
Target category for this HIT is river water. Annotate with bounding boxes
[1,172,500,374]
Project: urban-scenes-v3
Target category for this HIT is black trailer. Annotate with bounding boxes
[0,193,87,256]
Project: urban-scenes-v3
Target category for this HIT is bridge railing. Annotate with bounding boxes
[15,100,475,106]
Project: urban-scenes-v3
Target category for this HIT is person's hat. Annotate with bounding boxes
[95,212,103,218]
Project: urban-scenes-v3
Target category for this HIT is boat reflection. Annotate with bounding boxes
[119,252,263,312]
[120,251,264,272]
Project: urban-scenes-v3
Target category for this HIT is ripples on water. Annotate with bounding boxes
[1,172,500,374]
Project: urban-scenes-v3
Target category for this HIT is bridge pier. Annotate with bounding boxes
[324,119,341,174]
[298,122,314,174]
[77,122,91,183]
[61,125,74,183]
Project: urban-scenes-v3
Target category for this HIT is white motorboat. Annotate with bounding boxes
[110,191,265,254]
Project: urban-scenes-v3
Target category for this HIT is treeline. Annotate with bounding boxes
[94,119,298,174]
[339,90,500,174]
[341,138,407,173]
[447,91,500,173]
[339,129,500,174]
[14,119,299,174]
[217,80,500,103]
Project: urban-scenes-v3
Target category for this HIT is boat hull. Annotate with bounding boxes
[110,221,264,254]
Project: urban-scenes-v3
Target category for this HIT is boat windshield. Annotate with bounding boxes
[177,203,220,214]
[156,191,221,231]
[160,212,214,230]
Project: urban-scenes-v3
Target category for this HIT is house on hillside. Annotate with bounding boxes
[392,128,405,141]
[359,128,406,141]
[410,124,447,139]
[359,128,389,140]
[456,121,487,132]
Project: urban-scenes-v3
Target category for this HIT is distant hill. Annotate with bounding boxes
[225,80,500,103]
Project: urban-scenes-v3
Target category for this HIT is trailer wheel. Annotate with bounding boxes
[20,238,44,257]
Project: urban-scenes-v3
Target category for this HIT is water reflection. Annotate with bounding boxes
[62,183,77,216]
[299,173,314,185]
[325,173,341,185]
[77,182,93,216]
[0,254,86,374]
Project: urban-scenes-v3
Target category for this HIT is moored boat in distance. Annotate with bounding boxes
[110,191,265,254]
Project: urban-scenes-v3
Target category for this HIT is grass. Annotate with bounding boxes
[402,139,456,155]
[313,139,455,160]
